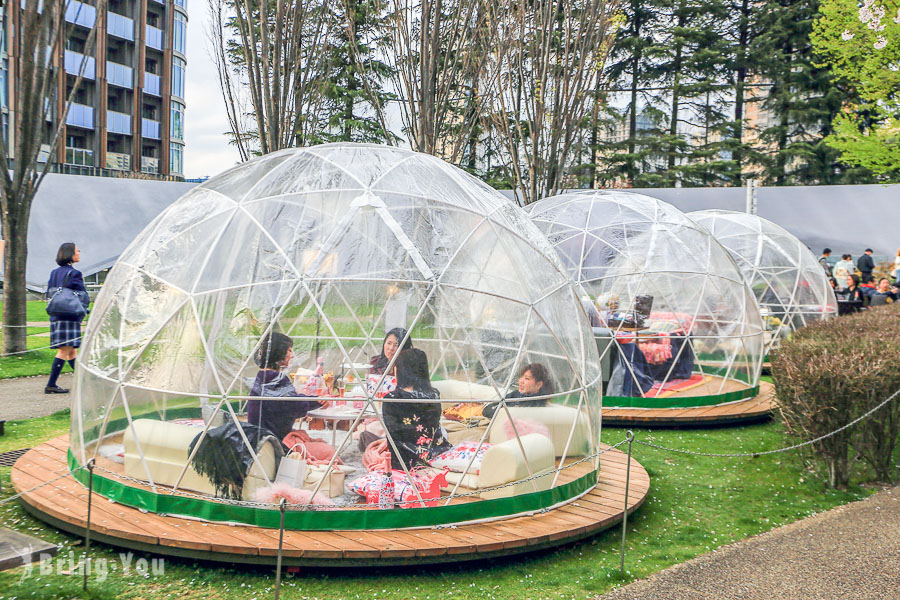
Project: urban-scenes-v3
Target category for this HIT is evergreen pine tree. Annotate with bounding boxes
[321,0,396,143]
[595,0,665,186]
[641,0,735,186]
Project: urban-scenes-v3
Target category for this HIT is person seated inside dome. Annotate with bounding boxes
[246,332,326,444]
[369,327,413,375]
[482,363,554,419]
[381,348,451,469]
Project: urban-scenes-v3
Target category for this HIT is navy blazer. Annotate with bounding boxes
[47,265,89,322]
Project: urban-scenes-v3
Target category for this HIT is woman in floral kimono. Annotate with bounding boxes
[381,348,451,470]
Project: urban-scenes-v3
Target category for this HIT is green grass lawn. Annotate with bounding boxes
[0,301,67,379]
[0,413,876,600]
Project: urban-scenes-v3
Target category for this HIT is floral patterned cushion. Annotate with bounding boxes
[430,441,493,475]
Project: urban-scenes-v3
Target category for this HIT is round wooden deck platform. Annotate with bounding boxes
[602,381,775,427]
[12,436,649,566]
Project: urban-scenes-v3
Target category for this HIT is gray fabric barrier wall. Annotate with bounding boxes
[503,184,899,260]
[2,174,196,291]
[4,175,897,291]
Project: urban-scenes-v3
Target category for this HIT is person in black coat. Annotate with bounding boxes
[45,243,90,394]
[245,332,324,445]
[482,363,554,418]
[857,249,875,281]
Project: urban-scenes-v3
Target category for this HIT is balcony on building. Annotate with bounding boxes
[146,25,164,51]
[64,50,95,80]
[141,118,161,140]
[143,72,161,96]
[107,12,135,41]
[65,0,96,29]
[65,146,95,167]
[106,151,132,171]
[141,155,160,173]
[107,110,132,135]
[107,61,133,88]
[66,103,94,129]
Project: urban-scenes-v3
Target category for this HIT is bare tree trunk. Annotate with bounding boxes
[732,0,751,185]
[486,0,616,204]
[208,0,331,156]
[626,0,642,185]
[354,0,492,162]
[1,0,106,355]
[667,12,685,176]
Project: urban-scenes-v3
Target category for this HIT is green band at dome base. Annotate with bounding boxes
[603,385,759,409]
[68,450,598,530]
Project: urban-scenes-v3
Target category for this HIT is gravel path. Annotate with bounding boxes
[0,373,74,421]
[598,485,900,600]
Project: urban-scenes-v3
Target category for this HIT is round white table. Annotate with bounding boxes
[306,406,375,446]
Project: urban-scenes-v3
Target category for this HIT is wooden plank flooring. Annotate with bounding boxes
[602,381,775,427]
[11,436,649,566]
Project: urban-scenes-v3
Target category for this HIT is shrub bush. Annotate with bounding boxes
[771,304,900,487]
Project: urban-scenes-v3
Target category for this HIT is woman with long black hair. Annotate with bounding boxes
[381,348,451,469]
[368,327,413,375]
[45,243,90,393]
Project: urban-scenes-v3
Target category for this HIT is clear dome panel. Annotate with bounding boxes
[73,144,601,526]
[690,210,838,354]
[528,191,764,404]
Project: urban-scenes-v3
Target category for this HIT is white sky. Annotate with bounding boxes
[183,3,239,179]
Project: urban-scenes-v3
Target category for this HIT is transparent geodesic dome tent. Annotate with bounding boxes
[71,144,601,529]
[527,191,765,408]
[690,210,838,357]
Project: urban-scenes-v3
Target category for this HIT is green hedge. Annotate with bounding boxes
[772,304,900,487]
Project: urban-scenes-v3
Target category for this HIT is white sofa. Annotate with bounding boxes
[489,405,593,458]
[441,433,556,499]
[122,419,279,501]
[432,380,594,456]
[431,379,500,409]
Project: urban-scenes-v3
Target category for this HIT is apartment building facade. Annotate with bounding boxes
[1,0,187,178]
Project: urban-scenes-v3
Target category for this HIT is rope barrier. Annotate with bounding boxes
[633,388,900,458]
[0,336,83,357]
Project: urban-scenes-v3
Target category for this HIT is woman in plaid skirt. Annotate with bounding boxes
[45,243,89,394]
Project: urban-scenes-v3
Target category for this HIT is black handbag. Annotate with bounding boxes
[46,271,88,320]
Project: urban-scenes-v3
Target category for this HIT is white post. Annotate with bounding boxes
[745,178,757,215]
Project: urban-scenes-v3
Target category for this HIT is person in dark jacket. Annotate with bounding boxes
[857,249,875,281]
[836,275,866,314]
[369,327,413,375]
[482,363,554,418]
[246,332,323,445]
[382,348,450,470]
[45,243,91,394]
[818,248,832,278]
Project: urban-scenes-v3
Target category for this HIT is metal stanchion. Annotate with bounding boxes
[620,431,634,577]
[274,498,287,600]
[84,458,95,591]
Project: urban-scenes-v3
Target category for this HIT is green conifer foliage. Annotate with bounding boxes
[750,0,873,184]
[321,0,397,144]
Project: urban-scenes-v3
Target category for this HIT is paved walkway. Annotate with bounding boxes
[598,484,900,600]
[0,373,74,421]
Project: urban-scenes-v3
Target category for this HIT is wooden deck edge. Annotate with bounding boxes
[601,384,775,428]
[11,439,651,567]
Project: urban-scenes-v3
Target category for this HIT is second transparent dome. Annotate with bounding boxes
[528,191,765,404]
